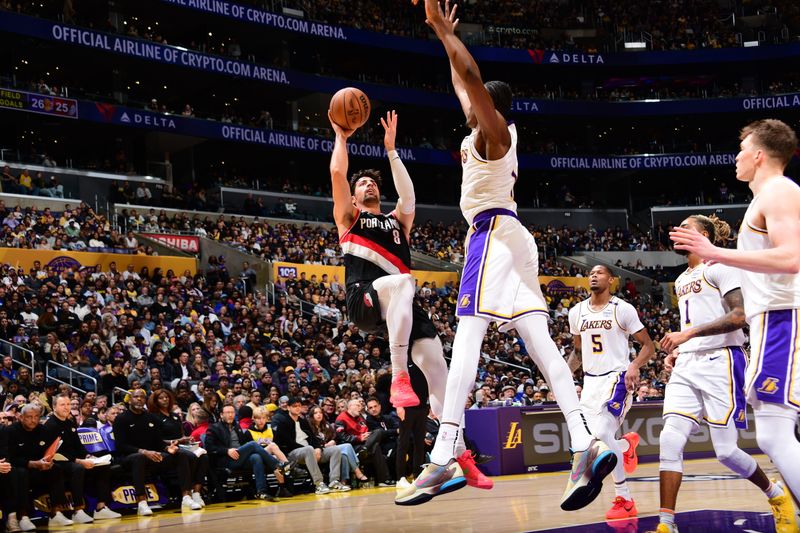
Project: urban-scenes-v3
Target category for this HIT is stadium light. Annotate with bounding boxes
[624,42,647,50]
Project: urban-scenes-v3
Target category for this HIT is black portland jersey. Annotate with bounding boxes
[340,210,411,286]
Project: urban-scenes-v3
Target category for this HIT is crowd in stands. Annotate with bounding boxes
[0,197,157,255]
[288,0,797,52]
[113,208,663,267]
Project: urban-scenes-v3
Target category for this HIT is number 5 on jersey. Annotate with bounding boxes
[591,334,604,354]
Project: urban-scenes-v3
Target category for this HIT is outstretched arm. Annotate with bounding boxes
[670,179,800,274]
[450,52,471,121]
[381,111,414,240]
[329,111,357,235]
[425,0,509,148]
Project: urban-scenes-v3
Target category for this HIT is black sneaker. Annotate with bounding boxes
[255,492,278,502]
[474,453,495,465]
[281,460,298,476]
[378,480,396,487]
[277,487,294,498]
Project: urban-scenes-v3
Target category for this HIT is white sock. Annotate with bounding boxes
[454,415,467,456]
[660,508,675,526]
[564,409,593,452]
[618,438,630,453]
[615,480,632,500]
[390,344,409,379]
[765,481,783,499]
[431,423,459,465]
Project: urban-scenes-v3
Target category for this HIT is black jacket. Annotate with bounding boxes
[7,422,52,467]
[204,421,254,459]
[365,412,400,439]
[112,409,166,457]
[270,409,302,454]
[43,415,87,461]
[299,416,324,449]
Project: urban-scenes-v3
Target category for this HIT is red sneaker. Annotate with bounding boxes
[456,450,493,490]
[390,371,419,407]
[622,432,640,474]
[605,497,637,519]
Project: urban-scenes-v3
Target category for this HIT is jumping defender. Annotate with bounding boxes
[397,0,616,509]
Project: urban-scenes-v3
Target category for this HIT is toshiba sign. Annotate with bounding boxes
[141,233,199,253]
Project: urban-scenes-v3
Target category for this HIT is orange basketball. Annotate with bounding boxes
[329,87,371,130]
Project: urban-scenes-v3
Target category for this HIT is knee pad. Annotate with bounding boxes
[659,419,692,473]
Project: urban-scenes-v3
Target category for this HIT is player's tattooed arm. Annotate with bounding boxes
[662,289,745,352]
[692,288,746,338]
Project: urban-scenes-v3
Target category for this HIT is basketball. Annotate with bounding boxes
[329,87,371,130]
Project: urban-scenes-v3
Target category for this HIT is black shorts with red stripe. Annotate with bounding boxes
[346,282,436,343]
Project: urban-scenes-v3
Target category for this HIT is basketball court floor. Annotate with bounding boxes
[50,455,784,533]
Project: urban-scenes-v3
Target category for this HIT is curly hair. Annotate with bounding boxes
[689,214,732,246]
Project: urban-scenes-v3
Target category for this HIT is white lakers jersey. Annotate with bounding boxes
[459,123,518,226]
[674,262,745,352]
[568,296,645,375]
[738,186,800,321]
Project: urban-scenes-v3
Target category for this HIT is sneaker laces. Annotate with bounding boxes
[770,496,791,524]
[611,496,628,509]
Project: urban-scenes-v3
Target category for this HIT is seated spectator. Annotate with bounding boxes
[112,389,200,516]
[39,176,64,198]
[308,405,367,485]
[44,394,121,523]
[246,405,291,466]
[204,404,287,501]
[147,390,207,508]
[8,403,73,527]
[0,412,32,531]
[271,396,344,494]
[364,397,400,476]
[335,399,394,487]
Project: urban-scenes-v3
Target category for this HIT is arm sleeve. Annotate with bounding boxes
[388,150,415,215]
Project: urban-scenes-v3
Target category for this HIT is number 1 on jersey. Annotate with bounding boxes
[684,300,691,325]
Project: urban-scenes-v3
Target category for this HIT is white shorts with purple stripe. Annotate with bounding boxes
[580,370,632,426]
[456,209,548,326]
[746,309,800,411]
[664,346,749,429]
